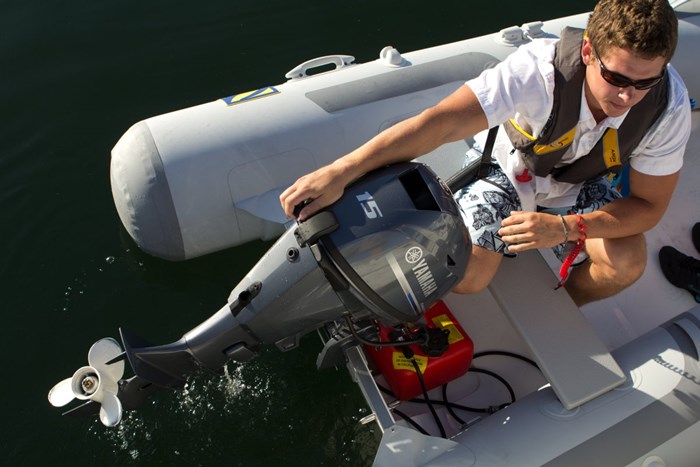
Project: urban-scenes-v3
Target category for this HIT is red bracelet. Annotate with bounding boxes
[556,214,587,289]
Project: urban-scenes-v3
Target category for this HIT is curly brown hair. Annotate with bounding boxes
[587,0,677,63]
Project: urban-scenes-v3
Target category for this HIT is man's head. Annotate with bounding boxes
[586,0,678,63]
[581,0,677,120]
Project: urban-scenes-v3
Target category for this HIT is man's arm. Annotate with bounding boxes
[279,84,488,220]
[499,167,680,251]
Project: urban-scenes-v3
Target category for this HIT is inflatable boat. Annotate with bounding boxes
[51,2,700,466]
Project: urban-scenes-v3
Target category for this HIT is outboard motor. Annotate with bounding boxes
[49,162,471,424]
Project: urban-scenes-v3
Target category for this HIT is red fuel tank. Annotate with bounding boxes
[365,300,473,400]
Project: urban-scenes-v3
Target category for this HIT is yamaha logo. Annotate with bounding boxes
[405,247,423,264]
[409,251,438,298]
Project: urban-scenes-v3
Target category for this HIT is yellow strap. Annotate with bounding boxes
[602,129,621,169]
[533,126,577,155]
[508,118,537,141]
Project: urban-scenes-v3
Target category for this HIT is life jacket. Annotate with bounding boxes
[503,27,669,184]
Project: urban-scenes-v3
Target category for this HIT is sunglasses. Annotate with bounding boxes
[593,48,665,90]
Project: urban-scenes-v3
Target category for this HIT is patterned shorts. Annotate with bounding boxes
[453,164,622,261]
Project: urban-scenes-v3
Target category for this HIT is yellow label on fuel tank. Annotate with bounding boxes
[431,314,464,344]
[392,352,428,373]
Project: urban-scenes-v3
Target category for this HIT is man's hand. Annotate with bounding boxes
[279,162,352,221]
[279,84,489,221]
[499,211,568,252]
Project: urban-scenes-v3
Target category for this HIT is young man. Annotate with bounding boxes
[280,0,690,306]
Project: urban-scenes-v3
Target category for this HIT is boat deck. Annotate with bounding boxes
[362,110,700,441]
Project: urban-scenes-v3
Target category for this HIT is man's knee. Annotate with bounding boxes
[593,235,647,287]
[452,275,490,294]
[452,246,503,295]
[614,245,647,287]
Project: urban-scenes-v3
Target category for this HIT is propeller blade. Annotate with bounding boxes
[98,392,123,427]
[88,338,125,382]
[48,378,75,407]
[62,400,99,417]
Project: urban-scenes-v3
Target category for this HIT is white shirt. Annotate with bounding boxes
[466,38,691,211]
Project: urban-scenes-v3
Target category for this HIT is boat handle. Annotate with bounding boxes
[285,55,355,80]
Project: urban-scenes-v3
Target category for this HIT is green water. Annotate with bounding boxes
[1,1,593,465]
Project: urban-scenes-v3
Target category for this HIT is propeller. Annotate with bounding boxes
[48,338,125,426]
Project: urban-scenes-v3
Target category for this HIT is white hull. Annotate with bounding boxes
[112,14,602,260]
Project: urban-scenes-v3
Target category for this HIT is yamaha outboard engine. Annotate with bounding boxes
[181,162,471,368]
[49,162,471,424]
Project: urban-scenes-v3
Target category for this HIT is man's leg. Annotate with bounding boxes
[453,245,503,294]
[557,175,646,306]
[452,164,519,294]
[564,234,647,306]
